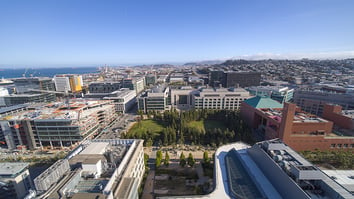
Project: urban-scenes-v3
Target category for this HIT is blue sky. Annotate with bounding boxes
[1,0,354,67]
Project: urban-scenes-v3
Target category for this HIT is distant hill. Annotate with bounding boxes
[184,60,225,66]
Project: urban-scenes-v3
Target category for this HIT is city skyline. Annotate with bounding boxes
[1,0,354,67]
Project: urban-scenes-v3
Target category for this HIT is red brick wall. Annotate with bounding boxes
[323,104,354,129]
[285,136,354,151]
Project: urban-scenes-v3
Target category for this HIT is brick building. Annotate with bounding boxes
[240,97,354,151]
[323,104,354,131]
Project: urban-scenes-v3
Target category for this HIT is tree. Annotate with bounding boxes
[146,137,153,147]
[179,152,186,167]
[164,151,170,167]
[144,153,149,168]
[203,151,209,164]
[156,150,162,167]
[187,153,195,167]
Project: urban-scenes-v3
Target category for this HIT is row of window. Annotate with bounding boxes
[330,143,354,148]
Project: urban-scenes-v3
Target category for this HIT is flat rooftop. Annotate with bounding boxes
[80,142,109,155]
[69,154,106,165]
[0,162,29,176]
[322,170,354,193]
[342,110,354,119]
[260,108,329,123]
[0,99,113,121]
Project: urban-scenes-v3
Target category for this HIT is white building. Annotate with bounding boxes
[104,88,137,113]
[194,88,251,110]
[247,86,294,103]
[54,74,83,92]
[54,76,71,92]
[0,87,9,106]
[170,86,195,110]
[34,139,145,199]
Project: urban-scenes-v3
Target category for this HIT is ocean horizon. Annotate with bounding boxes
[0,67,100,79]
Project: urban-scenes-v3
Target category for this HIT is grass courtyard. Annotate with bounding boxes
[187,120,226,133]
[129,119,226,136]
[128,119,166,136]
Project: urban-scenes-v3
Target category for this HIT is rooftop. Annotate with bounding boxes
[342,110,354,119]
[80,142,109,155]
[0,162,29,177]
[260,108,329,123]
[244,96,283,109]
[322,170,354,193]
[0,99,113,122]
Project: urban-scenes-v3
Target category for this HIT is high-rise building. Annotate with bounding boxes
[209,70,261,88]
[54,74,83,92]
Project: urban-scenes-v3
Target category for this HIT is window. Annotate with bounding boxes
[330,144,335,148]
[337,144,342,148]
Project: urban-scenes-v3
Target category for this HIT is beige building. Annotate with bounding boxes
[194,88,251,110]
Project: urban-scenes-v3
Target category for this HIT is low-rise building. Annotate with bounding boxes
[0,162,34,199]
[34,139,145,199]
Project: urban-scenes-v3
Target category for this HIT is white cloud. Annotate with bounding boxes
[232,51,354,60]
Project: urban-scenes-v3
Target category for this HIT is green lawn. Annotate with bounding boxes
[128,120,166,136]
[187,120,226,133]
